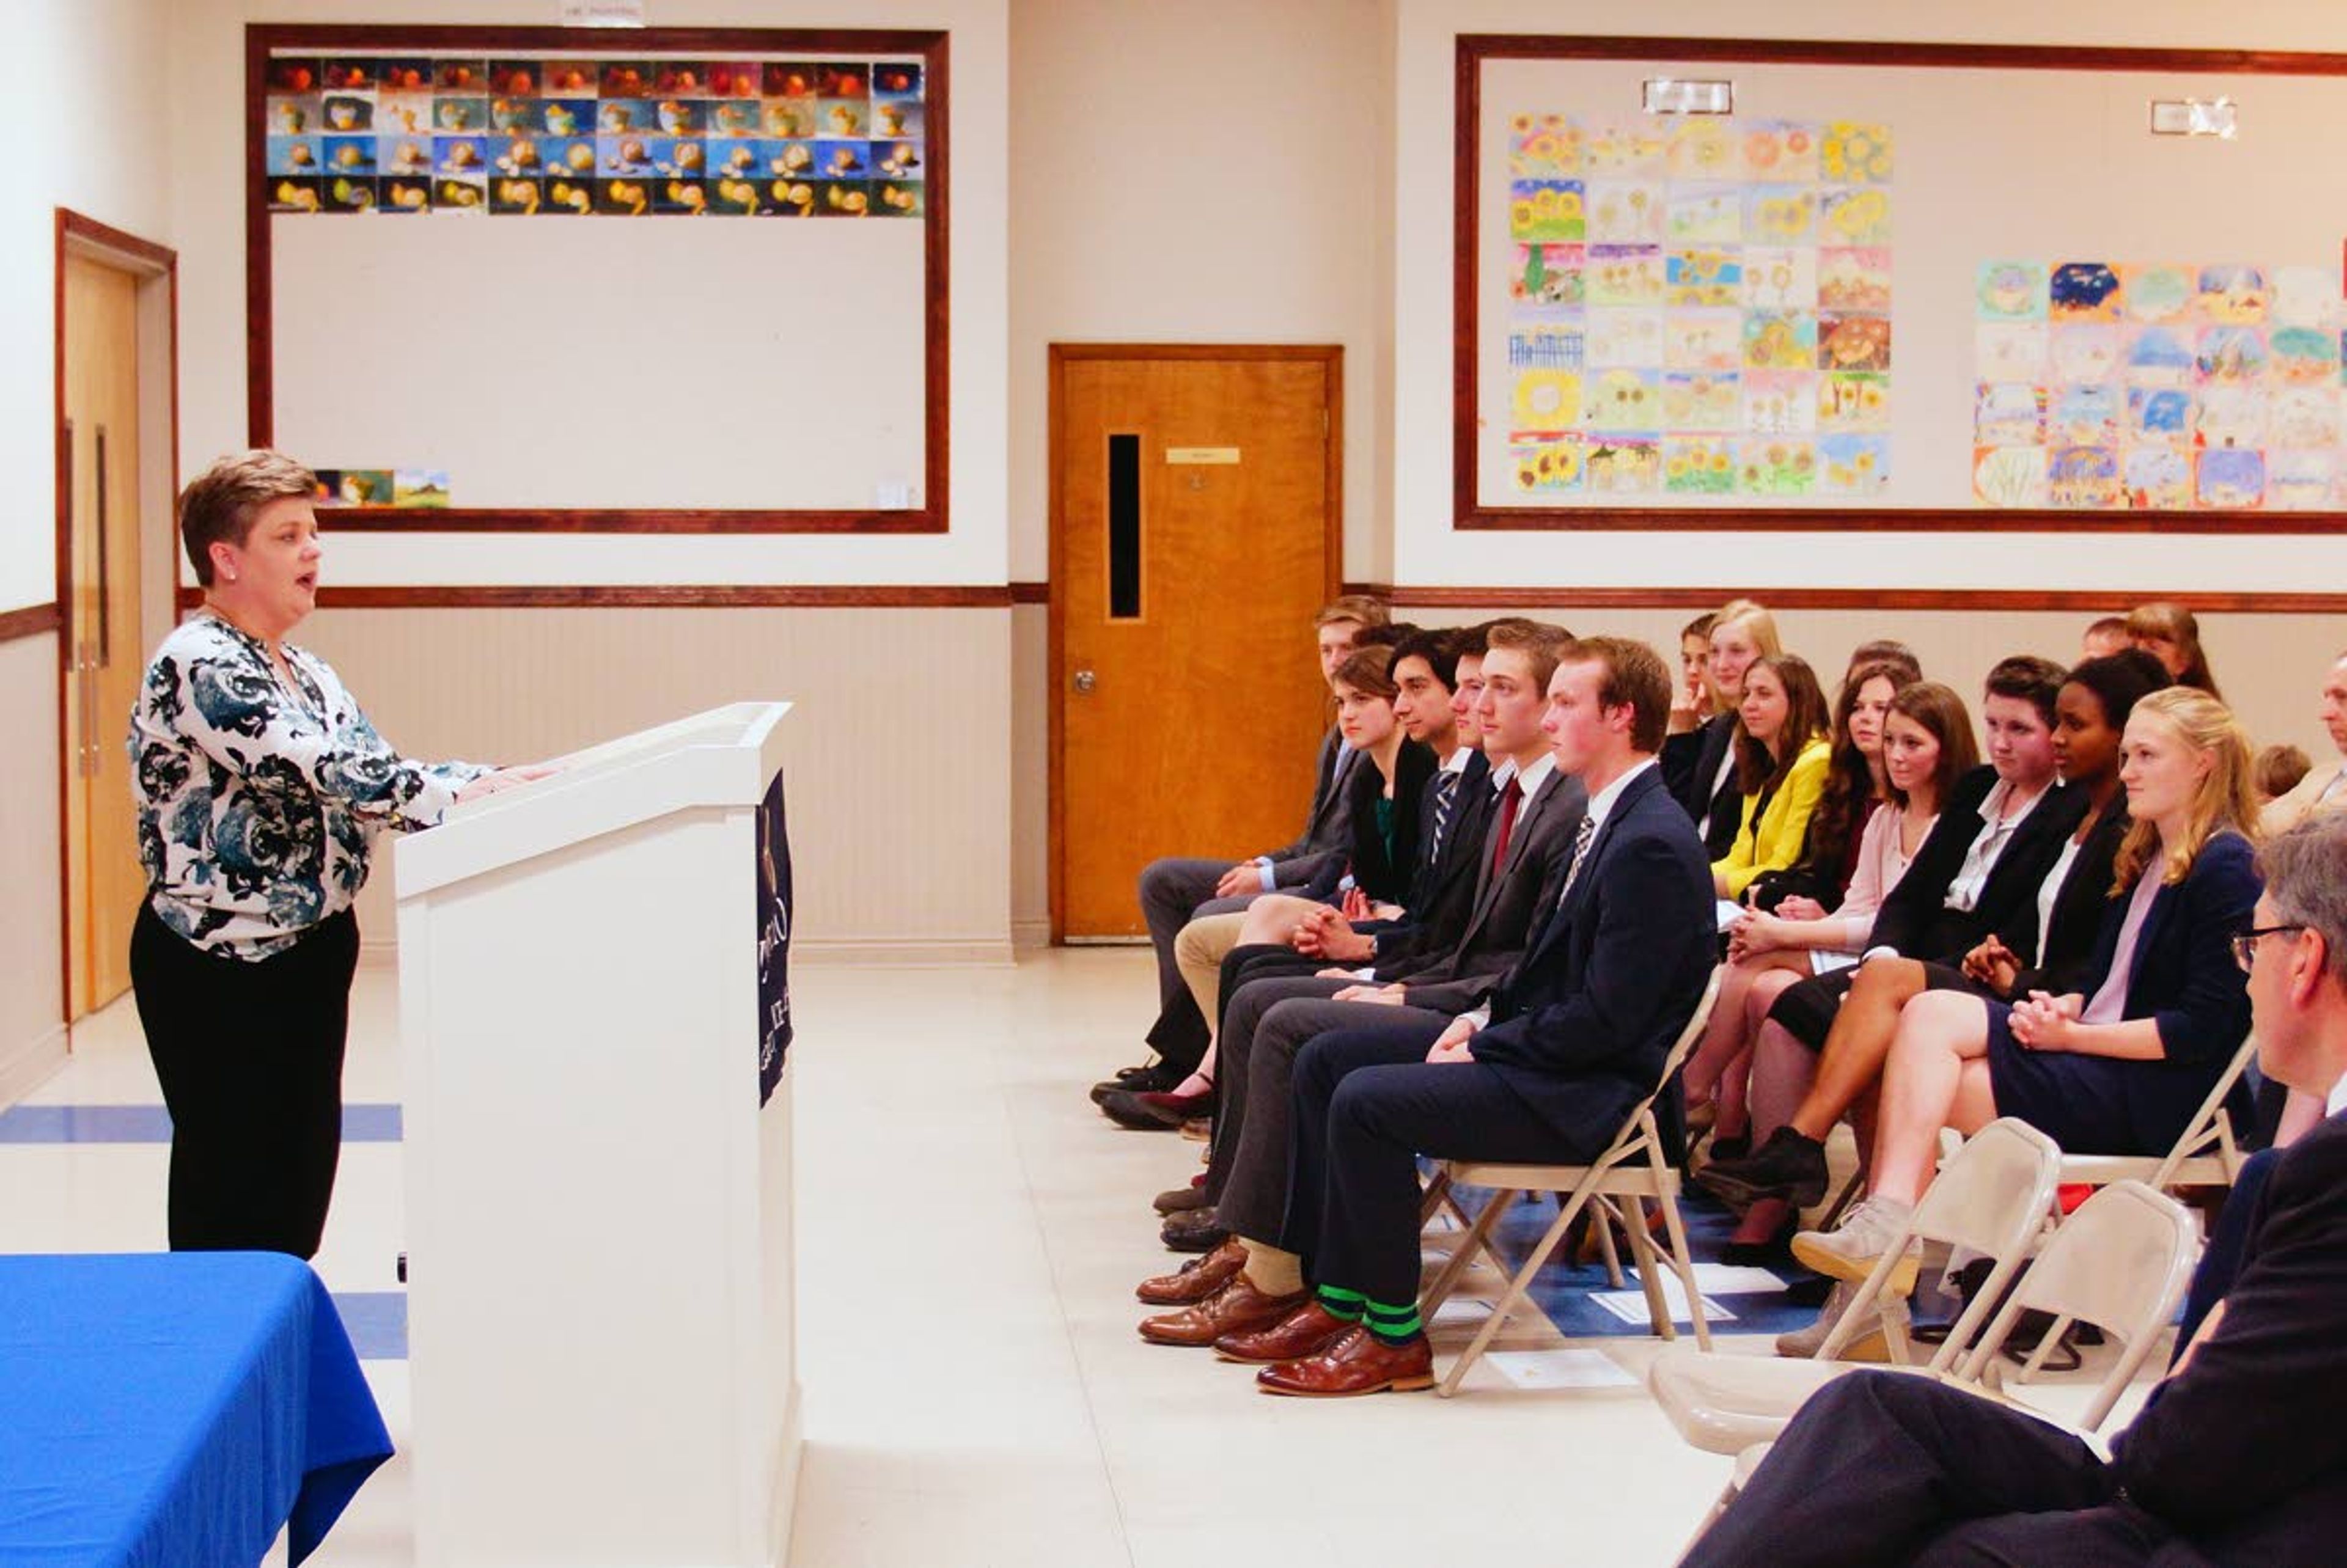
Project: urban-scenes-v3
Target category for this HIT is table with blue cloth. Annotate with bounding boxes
[0,1252,392,1567]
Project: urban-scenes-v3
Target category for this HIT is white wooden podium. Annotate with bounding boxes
[394,702,801,1567]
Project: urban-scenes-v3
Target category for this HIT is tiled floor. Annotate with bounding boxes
[2,947,2156,1567]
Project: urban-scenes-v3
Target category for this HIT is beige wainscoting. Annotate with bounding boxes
[0,632,68,1101]
[294,606,1015,965]
[1006,600,2345,942]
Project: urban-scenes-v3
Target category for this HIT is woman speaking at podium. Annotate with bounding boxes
[127,450,546,1259]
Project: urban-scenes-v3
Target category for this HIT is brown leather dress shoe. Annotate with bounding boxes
[1137,1276,1307,1347]
[1255,1327,1435,1396]
[1136,1239,1246,1305]
[1213,1300,1354,1365]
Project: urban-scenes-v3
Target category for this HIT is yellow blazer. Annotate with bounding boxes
[1714,735,1833,898]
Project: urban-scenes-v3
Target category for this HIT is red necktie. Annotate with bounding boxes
[1489,775,1524,877]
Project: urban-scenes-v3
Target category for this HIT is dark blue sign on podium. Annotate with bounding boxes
[754,769,793,1107]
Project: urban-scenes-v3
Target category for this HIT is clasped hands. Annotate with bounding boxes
[1960,933,2022,995]
[2007,990,2085,1051]
[1294,903,1376,962]
[1724,894,1823,962]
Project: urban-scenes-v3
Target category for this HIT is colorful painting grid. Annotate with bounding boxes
[1972,259,2347,510]
[1504,112,1892,500]
[264,53,924,217]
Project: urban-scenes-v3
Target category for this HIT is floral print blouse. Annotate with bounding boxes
[129,613,490,959]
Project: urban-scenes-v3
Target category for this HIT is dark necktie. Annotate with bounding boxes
[1489,776,1524,877]
[1557,813,1600,907]
[1429,771,1461,864]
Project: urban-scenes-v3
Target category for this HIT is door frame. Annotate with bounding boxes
[56,208,178,1026]
[1045,342,1343,943]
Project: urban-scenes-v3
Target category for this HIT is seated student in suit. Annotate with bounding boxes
[1191,638,1715,1395]
[1136,623,1587,1291]
[2128,599,2223,699]
[1713,654,1833,901]
[1677,600,1783,859]
[1699,656,2077,1207]
[2261,650,2347,835]
[1103,595,1387,1104]
[1132,643,1439,1129]
[1211,627,1485,1001]
[1661,612,1719,785]
[1684,810,2347,1568]
[1685,678,1967,1258]
[1790,686,2260,1286]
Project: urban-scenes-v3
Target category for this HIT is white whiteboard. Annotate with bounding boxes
[271,212,927,511]
[1472,51,2347,515]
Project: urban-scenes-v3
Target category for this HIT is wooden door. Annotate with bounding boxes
[1051,348,1340,939]
[62,253,146,1017]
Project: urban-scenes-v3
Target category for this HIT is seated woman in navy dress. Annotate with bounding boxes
[1787,684,2260,1286]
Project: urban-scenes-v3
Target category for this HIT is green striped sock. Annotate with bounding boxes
[1362,1297,1423,1346]
[1314,1284,1364,1322]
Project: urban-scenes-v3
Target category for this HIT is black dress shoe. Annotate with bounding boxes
[1161,1207,1229,1252]
[1091,1063,1177,1104]
[1154,1180,1211,1214]
[1694,1126,1829,1208]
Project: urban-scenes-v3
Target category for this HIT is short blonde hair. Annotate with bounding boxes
[1316,595,1391,631]
[1706,598,1783,714]
[178,450,316,587]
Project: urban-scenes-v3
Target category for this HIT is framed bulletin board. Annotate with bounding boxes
[1457,35,2347,532]
[246,24,948,534]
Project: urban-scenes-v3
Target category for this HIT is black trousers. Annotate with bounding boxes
[1684,1371,2206,1567]
[1280,1024,1601,1307]
[130,903,360,1259]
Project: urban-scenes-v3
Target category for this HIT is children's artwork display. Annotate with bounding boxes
[310,468,450,508]
[264,53,924,216]
[1972,260,2346,510]
[1501,113,1893,500]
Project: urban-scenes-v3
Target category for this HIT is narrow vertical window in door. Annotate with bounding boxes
[1106,433,1141,620]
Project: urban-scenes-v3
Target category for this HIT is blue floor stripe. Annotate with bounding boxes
[0,1103,403,1144]
[331,1291,409,1361]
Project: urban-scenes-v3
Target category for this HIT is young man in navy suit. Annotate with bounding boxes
[1685,810,2347,1567]
[1227,637,1717,1396]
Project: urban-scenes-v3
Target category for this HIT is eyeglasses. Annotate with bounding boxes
[2232,925,2307,974]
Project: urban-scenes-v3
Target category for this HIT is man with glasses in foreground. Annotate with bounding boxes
[1684,811,2347,1568]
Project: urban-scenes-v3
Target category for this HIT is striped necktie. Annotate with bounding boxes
[1429,771,1462,864]
[1556,813,1600,907]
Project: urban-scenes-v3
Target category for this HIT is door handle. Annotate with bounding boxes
[1073,669,1096,695]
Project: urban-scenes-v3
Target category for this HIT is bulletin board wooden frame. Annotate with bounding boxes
[1455,33,2347,533]
[244,22,949,535]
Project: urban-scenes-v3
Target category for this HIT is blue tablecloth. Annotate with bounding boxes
[0,1253,393,1567]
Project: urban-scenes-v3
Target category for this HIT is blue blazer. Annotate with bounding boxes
[1470,764,1717,1152]
[2067,828,2260,1144]
[2112,1108,2347,1564]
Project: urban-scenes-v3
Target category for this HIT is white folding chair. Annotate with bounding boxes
[2059,1035,2257,1195]
[1414,966,1724,1396]
[1649,1117,2063,1457]
[1675,1179,2202,1558]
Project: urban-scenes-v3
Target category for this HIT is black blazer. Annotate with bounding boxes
[2002,798,2131,997]
[1865,766,2087,963]
[1669,714,1746,860]
[1469,766,1717,1152]
[1387,764,1589,1010]
[2111,1108,2347,1565]
[1301,741,1437,906]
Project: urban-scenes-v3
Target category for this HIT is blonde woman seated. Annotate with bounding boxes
[1713,653,1833,901]
[1688,681,1974,1259]
[1791,687,2261,1286]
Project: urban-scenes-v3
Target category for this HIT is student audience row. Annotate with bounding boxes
[1090,594,2347,1558]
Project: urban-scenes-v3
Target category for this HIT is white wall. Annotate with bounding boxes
[0,0,174,611]
[166,0,1010,588]
[1391,0,2347,588]
[1007,0,1393,581]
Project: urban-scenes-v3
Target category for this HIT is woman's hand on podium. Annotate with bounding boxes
[456,763,562,803]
